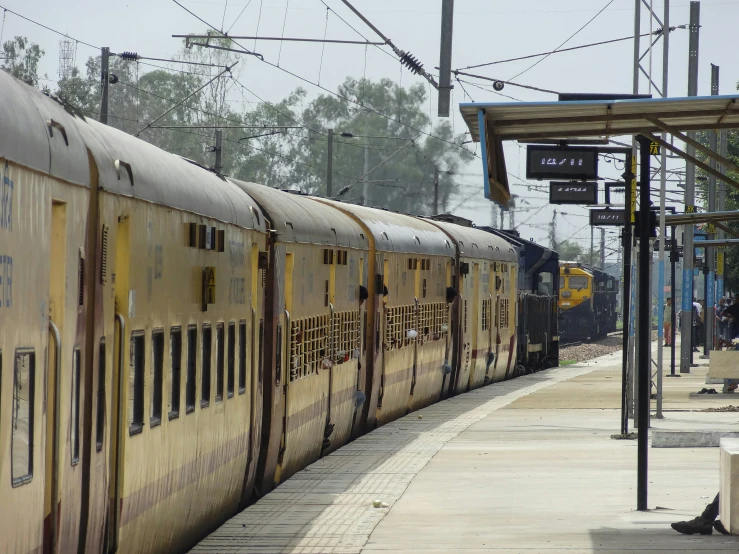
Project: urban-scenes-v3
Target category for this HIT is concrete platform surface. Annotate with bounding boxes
[191,345,739,554]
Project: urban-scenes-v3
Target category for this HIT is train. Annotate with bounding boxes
[558,262,618,342]
[0,70,557,554]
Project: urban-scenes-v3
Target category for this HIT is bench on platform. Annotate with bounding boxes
[719,437,739,534]
[708,350,739,380]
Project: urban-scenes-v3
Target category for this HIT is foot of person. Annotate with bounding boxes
[671,516,713,535]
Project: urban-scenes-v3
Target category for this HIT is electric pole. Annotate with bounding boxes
[600,228,606,270]
[327,128,334,197]
[214,129,223,175]
[680,1,700,374]
[433,166,439,214]
[590,227,595,265]
[437,0,455,117]
[362,139,369,205]
[705,64,719,354]
[550,209,557,251]
[100,47,110,125]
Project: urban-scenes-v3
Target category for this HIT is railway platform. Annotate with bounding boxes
[191,344,739,553]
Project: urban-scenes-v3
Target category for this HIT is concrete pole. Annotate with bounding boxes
[437,0,454,117]
[327,128,334,197]
[362,139,369,205]
[717,130,727,299]
[214,129,223,175]
[591,226,595,265]
[704,65,718,354]
[655,0,669,417]
[100,47,110,125]
[433,166,439,214]
[600,228,605,270]
[680,1,700,373]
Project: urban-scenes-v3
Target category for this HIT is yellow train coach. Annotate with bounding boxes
[0,69,531,554]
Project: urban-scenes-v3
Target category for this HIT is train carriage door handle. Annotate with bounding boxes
[114,159,134,186]
[46,119,69,146]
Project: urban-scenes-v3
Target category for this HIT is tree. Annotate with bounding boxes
[1,36,44,86]
[284,77,473,214]
[557,240,584,262]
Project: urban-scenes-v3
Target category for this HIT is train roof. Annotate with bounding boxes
[424,218,518,263]
[73,117,265,231]
[479,228,558,272]
[313,200,453,256]
[227,180,368,249]
[0,70,90,187]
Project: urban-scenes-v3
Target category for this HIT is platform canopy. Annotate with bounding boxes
[460,95,739,205]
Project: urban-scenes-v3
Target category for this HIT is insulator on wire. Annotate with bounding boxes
[399,51,423,75]
[119,51,140,61]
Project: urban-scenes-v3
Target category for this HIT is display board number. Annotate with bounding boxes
[649,141,661,155]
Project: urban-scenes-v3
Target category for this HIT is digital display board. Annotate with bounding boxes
[589,209,626,226]
[549,182,598,205]
[526,146,599,180]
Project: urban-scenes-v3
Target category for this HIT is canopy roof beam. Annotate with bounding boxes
[647,117,739,175]
[644,132,739,192]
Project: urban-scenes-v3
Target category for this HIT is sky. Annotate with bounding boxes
[2,0,738,261]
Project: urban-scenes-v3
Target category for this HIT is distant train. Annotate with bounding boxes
[0,70,558,554]
[558,262,618,341]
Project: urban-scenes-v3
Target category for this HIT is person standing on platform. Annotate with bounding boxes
[664,297,673,347]
[692,298,702,352]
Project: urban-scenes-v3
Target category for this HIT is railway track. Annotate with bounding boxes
[560,330,623,348]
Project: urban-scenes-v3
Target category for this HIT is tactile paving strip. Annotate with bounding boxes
[191,364,598,553]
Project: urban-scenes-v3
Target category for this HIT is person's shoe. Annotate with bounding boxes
[671,516,713,535]
[714,520,730,535]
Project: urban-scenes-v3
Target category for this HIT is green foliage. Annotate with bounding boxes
[557,240,584,262]
[2,34,471,213]
[1,36,44,86]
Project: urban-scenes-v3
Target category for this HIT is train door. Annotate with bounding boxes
[466,263,480,390]
[378,257,390,408]
[351,255,366,437]
[277,252,293,468]
[107,215,129,553]
[44,201,66,554]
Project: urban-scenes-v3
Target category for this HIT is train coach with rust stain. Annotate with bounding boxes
[0,70,558,554]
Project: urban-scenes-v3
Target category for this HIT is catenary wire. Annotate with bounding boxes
[509,0,615,81]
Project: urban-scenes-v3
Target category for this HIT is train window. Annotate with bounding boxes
[607,280,614,291]
[201,324,212,407]
[151,329,164,427]
[324,280,329,307]
[422,279,427,298]
[559,278,565,289]
[12,349,35,486]
[227,322,235,398]
[71,347,81,464]
[96,339,106,451]
[569,276,588,290]
[464,300,468,333]
[186,326,196,414]
[169,327,181,420]
[129,332,145,436]
[215,323,224,402]
[537,272,554,296]
[238,320,246,394]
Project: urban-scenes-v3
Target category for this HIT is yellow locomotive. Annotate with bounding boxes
[559,262,618,341]
[0,70,522,554]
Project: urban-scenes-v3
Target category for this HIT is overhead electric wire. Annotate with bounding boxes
[0,4,99,49]
[458,29,677,72]
[171,0,477,160]
[226,0,253,34]
[509,0,615,81]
